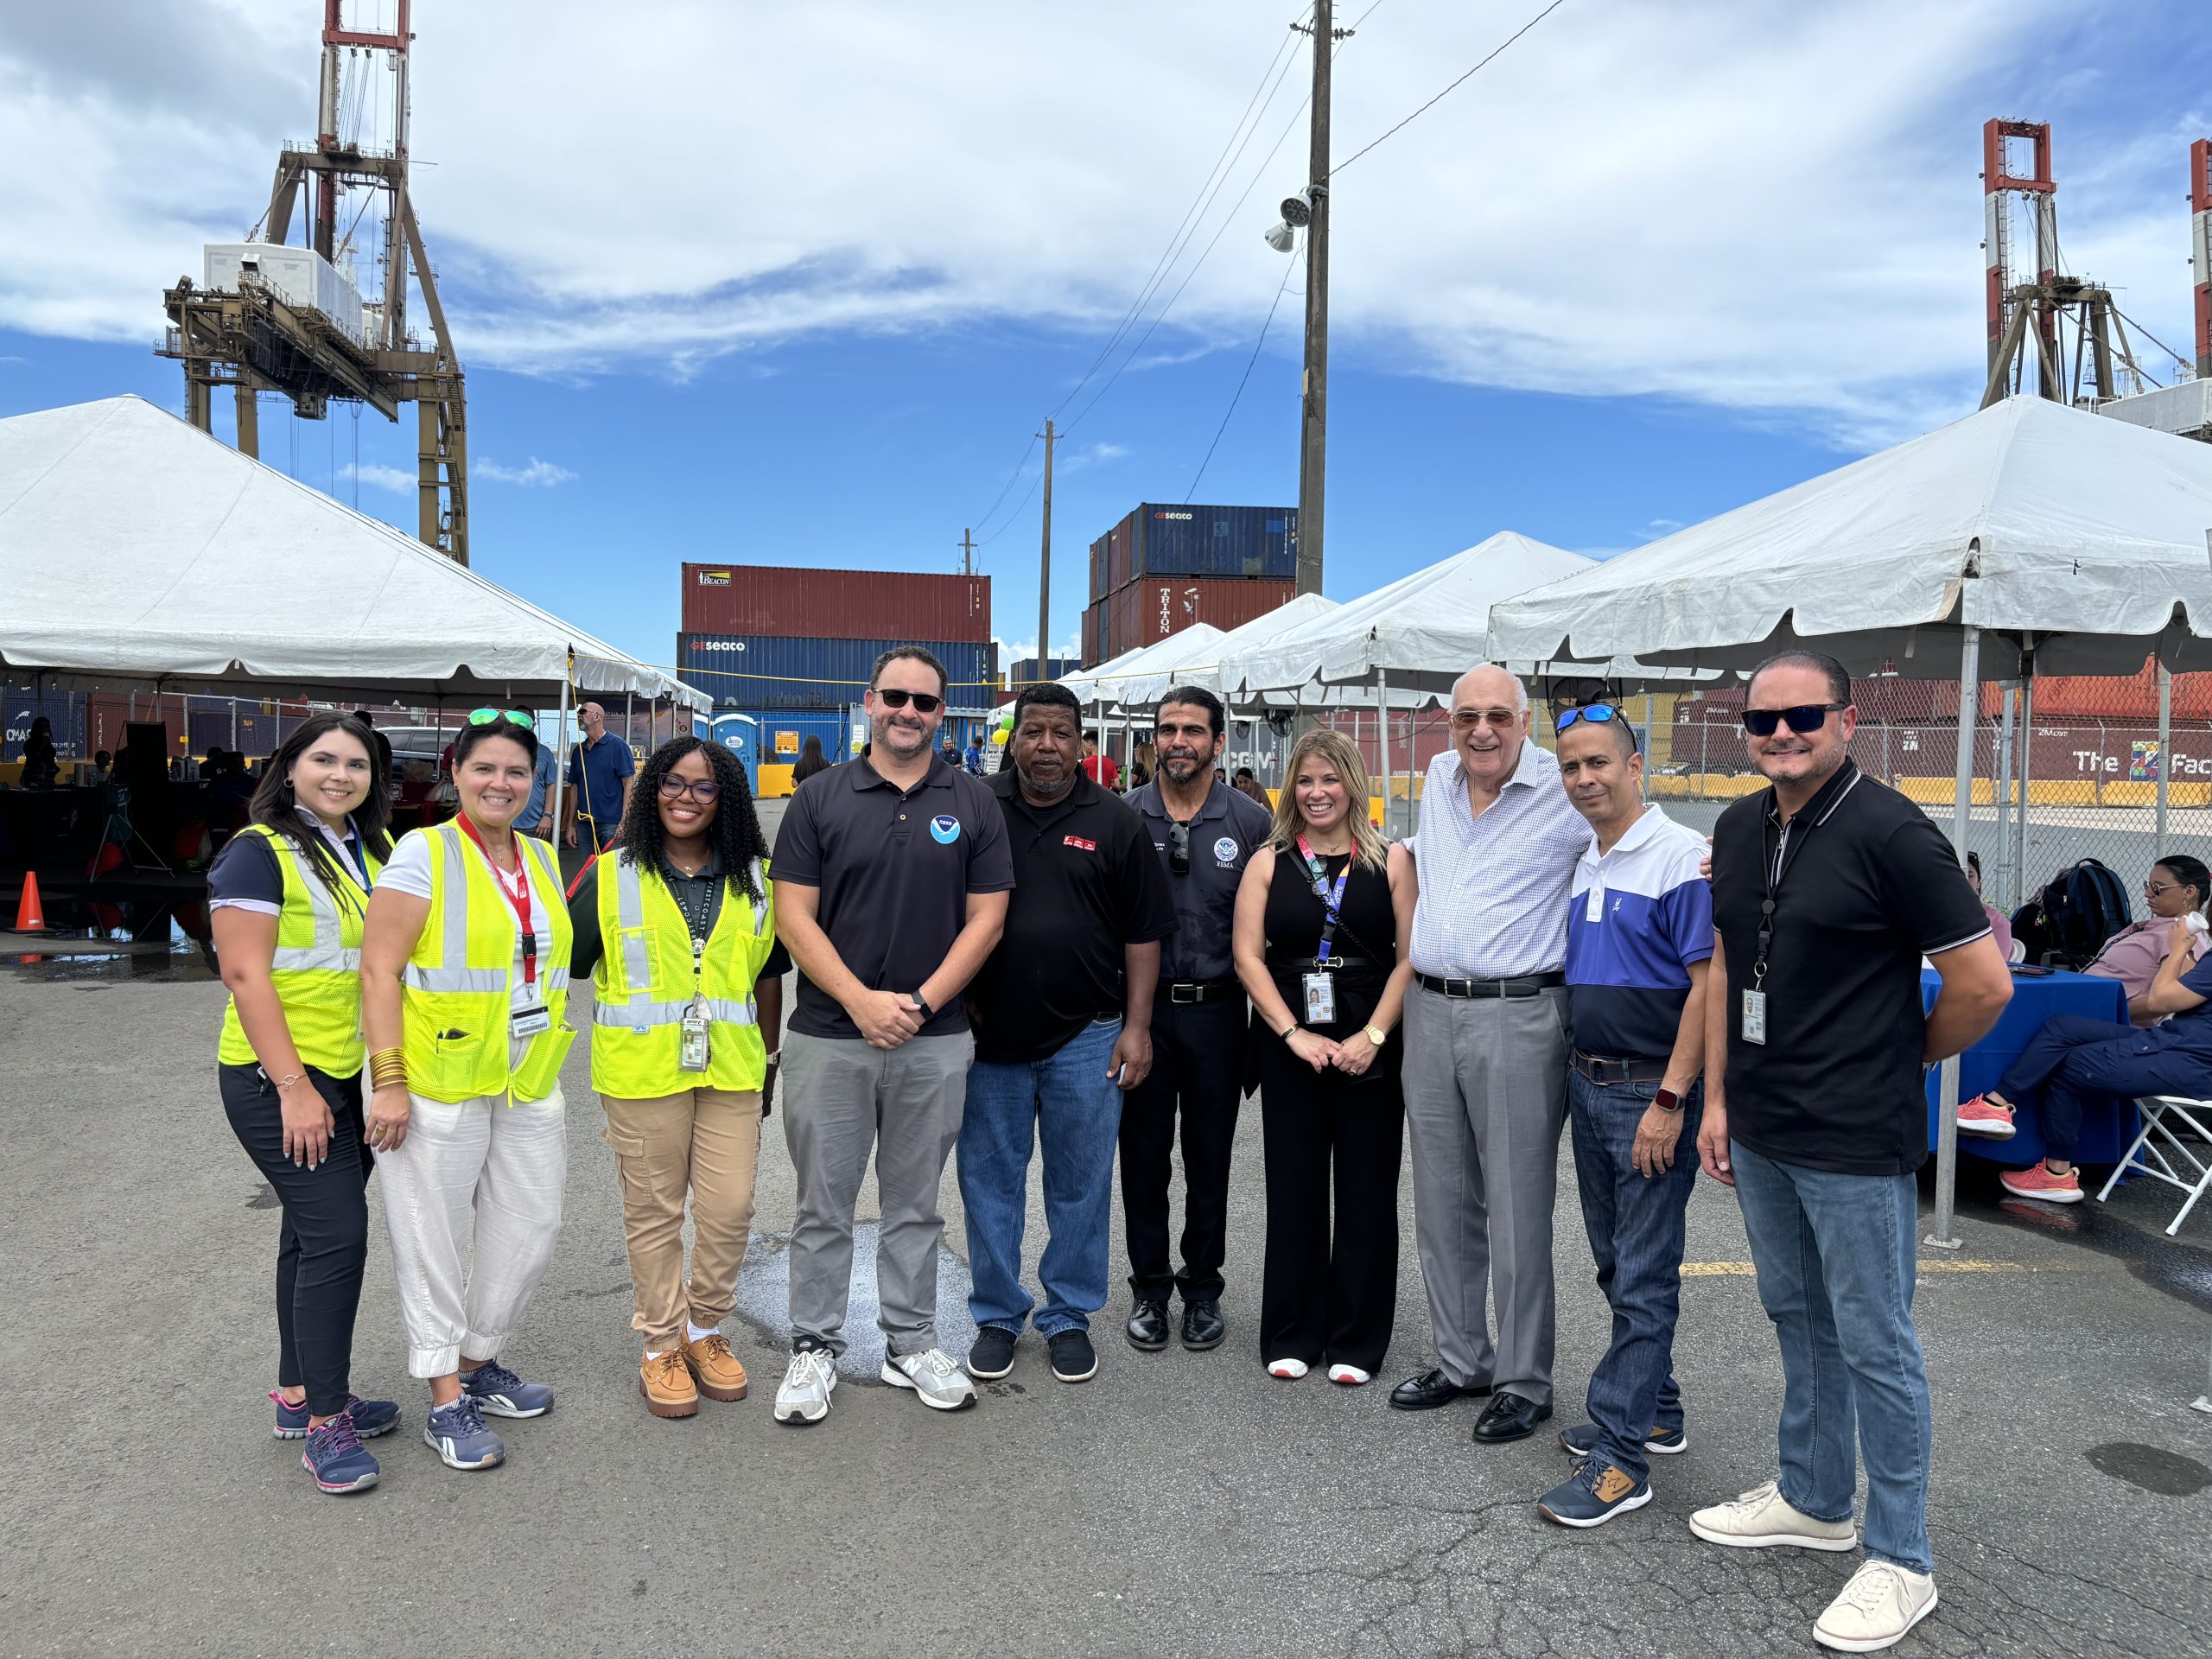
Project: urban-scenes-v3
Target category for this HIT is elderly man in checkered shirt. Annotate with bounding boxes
[1388,665,1589,1445]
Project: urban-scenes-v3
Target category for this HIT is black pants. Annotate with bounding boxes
[1119,995,1246,1302]
[1256,1039,1405,1372]
[219,1063,372,1417]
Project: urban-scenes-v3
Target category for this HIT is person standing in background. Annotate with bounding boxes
[791,734,833,785]
[566,702,635,853]
[1081,734,1120,792]
[21,715,58,788]
[515,722,561,839]
[1119,685,1272,1355]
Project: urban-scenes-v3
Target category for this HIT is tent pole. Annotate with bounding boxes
[1377,668,1392,838]
[2012,651,2036,912]
[550,652,573,848]
[2156,664,2172,855]
[1994,680,2017,908]
[1929,623,1980,1254]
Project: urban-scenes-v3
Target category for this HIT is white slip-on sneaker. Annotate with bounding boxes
[881,1347,977,1411]
[772,1347,838,1426]
[1814,1560,1939,1652]
[1267,1357,1310,1380]
[1326,1363,1372,1386]
[1688,1478,1859,1551]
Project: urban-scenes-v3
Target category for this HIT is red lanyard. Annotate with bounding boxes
[455,813,537,986]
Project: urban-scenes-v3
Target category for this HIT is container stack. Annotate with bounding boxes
[1082,504,1296,665]
[1000,656,1080,702]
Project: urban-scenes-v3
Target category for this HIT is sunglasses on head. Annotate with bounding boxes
[1168,819,1191,874]
[1741,702,1847,737]
[874,689,944,715]
[1554,702,1639,748]
[468,708,533,729]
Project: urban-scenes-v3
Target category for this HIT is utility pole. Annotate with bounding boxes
[1294,0,1335,598]
[960,527,976,576]
[1037,419,1057,683]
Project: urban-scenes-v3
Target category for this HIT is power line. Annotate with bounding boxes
[973,467,1045,548]
[1185,249,1300,503]
[968,433,1039,541]
[1330,0,1569,178]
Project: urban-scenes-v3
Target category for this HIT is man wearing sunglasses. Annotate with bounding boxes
[1694,650,2011,1653]
[769,646,1014,1421]
[565,702,635,855]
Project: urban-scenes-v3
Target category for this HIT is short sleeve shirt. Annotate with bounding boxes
[1711,761,1992,1175]
[566,734,634,836]
[1125,779,1274,983]
[1565,805,1714,1058]
[773,753,1015,1039]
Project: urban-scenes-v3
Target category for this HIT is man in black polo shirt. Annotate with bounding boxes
[1120,684,1274,1352]
[769,646,1014,1424]
[959,683,1177,1386]
[1693,650,2011,1654]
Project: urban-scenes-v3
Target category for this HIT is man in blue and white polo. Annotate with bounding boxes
[1536,702,1713,1529]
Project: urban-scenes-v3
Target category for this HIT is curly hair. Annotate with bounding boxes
[612,734,769,906]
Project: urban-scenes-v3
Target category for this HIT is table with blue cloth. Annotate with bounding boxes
[1923,969,2132,1166]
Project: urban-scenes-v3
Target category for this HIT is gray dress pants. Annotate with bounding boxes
[1401,982,1569,1404]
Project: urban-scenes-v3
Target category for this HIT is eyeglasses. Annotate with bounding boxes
[468,708,533,729]
[658,775,721,803]
[874,689,944,715]
[1741,702,1847,737]
[1450,708,1521,731]
[1168,820,1190,875]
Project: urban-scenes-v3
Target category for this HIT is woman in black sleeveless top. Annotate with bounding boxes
[1232,729,1416,1383]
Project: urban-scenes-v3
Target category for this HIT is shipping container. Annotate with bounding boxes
[677,633,997,712]
[680,564,992,643]
[1089,534,1110,601]
[1106,512,1135,594]
[1103,576,1298,658]
[1001,656,1079,702]
[707,709,856,798]
[204,242,371,347]
[1082,604,1103,668]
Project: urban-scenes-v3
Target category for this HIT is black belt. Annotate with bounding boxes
[1165,979,1241,1004]
[1416,970,1564,1000]
[1283,957,1376,973]
[1572,1051,1670,1085]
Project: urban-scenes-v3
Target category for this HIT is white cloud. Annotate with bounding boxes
[1059,441,1130,475]
[344,461,415,494]
[1,1,2201,445]
[475,455,576,487]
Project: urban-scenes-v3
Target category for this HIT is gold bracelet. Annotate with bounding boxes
[369,1059,409,1090]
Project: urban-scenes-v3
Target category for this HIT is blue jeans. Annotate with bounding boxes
[1732,1141,1934,1575]
[1567,1071,1702,1484]
[958,1017,1125,1337]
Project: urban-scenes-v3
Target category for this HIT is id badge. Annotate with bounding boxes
[1740,988,1768,1046]
[1585,882,1605,924]
[1302,971,1337,1025]
[511,1002,552,1038]
[679,995,712,1073]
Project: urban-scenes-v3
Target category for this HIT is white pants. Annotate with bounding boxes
[377,1086,568,1378]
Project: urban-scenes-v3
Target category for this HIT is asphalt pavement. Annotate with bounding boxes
[3,801,2209,1657]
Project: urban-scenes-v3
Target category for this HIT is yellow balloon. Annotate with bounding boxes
[991,728,1009,745]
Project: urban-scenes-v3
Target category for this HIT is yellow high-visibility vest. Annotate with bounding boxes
[591,854,776,1096]
[218,824,384,1076]
[398,822,575,1103]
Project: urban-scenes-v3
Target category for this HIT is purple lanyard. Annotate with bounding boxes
[1295,836,1350,963]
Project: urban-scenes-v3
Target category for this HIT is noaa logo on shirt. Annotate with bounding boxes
[929,814,963,845]
[1214,836,1239,865]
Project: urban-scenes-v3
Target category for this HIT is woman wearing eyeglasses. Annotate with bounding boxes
[569,737,787,1419]
[1232,728,1416,1386]
[359,709,575,1471]
[1959,853,2212,1203]
[210,713,397,1493]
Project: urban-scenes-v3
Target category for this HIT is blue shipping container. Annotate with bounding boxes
[678,635,997,712]
[1130,503,1296,581]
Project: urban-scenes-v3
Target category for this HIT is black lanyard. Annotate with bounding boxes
[667,870,715,988]
[1752,808,1814,992]
[1296,836,1351,963]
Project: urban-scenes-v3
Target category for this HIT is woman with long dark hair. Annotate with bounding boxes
[791,734,831,784]
[209,712,397,1493]
[360,712,575,1473]
[569,736,786,1418]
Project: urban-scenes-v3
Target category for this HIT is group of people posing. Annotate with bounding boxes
[212,643,2205,1655]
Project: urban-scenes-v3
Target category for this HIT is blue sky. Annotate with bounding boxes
[4,1,2209,672]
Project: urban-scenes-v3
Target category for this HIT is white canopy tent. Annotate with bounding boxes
[1487,393,2212,1245]
[1122,592,1341,706]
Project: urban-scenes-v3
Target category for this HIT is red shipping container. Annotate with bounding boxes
[1082,604,1100,667]
[681,564,991,643]
[1105,576,1297,657]
[1107,513,1136,594]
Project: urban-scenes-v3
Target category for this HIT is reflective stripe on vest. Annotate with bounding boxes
[218,824,379,1074]
[588,854,774,1096]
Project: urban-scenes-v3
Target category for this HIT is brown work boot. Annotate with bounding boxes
[640,1348,699,1419]
[683,1331,749,1402]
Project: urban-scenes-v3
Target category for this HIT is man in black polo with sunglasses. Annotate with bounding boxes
[1119,684,1272,1353]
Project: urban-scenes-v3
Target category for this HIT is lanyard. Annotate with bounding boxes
[1295,836,1351,963]
[667,867,715,989]
[1751,808,1814,993]
[455,813,537,987]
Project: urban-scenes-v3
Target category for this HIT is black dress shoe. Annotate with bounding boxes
[1125,1300,1170,1351]
[1389,1368,1490,1412]
[1179,1299,1226,1351]
[1471,1391,1552,1444]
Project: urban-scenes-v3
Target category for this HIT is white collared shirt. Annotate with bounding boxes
[1408,738,1588,978]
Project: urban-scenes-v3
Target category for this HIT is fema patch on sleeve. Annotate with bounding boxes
[1213,836,1239,865]
[930,814,963,845]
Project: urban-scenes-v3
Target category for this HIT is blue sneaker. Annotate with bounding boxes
[300,1414,380,1493]
[272,1390,401,1440]
[459,1358,554,1419]
[423,1396,505,1471]
[1537,1459,1652,1529]
[1558,1419,1686,1458]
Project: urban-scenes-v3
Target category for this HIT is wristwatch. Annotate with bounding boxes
[1653,1085,1684,1113]
[1363,1023,1389,1046]
[911,991,935,1020]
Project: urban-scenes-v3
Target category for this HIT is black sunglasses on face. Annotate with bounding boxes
[875,689,944,715]
[1742,702,1847,737]
[1168,820,1190,874]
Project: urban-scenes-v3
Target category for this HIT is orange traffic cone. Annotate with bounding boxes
[13,871,46,932]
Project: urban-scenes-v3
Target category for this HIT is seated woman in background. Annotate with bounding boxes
[2078,855,2211,1025]
[1965,852,2014,963]
[1958,860,2212,1204]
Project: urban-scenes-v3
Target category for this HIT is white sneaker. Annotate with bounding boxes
[1688,1478,1859,1551]
[881,1347,977,1411]
[1267,1357,1310,1379]
[1815,1560,1939,1652]
[1326,1363,1372,1386]
[772,1347,838,1426]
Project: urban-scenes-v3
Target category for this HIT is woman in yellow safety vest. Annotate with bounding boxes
[209,712,396,1495]
[359,709,575,1474]
[568,734,784,1420]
